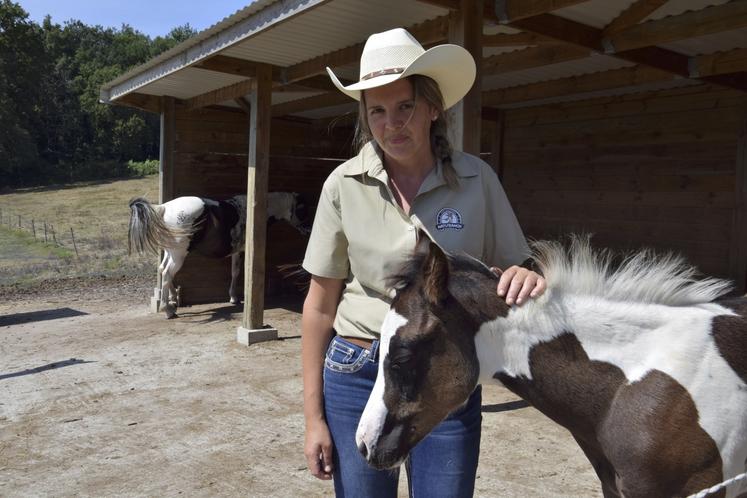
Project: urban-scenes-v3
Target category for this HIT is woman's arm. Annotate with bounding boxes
[301,275,344,480]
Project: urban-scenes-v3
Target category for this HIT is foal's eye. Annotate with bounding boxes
[389,348,414,368]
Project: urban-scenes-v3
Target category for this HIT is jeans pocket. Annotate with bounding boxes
[324,337,368,373]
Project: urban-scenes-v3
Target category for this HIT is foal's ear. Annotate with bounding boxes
[416,230,449,306]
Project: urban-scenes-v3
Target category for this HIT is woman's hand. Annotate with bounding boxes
[304,418,334,480]
[492,265,546,306]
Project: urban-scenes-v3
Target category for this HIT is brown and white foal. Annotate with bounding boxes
[357,233,747,498]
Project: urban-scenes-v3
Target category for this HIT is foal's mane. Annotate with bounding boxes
[390,236,732,307]
[533,236,732,306]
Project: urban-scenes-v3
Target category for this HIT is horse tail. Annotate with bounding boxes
[128,197,192,255]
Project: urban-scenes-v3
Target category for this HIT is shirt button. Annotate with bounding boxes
[408,225,415,231]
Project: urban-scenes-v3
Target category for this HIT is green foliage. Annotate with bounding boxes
[0,1,197,188]
[126,159,160,177]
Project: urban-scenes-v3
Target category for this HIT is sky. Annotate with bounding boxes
[19,0,256,38]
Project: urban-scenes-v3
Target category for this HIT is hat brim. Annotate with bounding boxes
[326,44,476,110]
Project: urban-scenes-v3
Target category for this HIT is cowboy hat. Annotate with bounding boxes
[326,28,476,110]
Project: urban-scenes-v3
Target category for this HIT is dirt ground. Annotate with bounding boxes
[0,276,601,497]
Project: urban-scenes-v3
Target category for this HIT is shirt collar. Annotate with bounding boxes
[341,141,480,187]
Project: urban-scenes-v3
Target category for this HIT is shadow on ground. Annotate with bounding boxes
[482,399,530,413]
[0,307,88,327]
[0,358,95,381]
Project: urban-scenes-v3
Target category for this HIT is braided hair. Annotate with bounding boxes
[354,75,459,189]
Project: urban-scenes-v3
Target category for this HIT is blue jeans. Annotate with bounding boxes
[323,335,482,498]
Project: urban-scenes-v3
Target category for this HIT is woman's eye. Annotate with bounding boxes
[400,102,414,111]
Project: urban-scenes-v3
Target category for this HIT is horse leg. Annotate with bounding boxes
[158,251,168,273]
[229,252,242,304]
[160,248,186,319]
[159,251,177,318]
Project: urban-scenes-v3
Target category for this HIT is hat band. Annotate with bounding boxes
[361,67,405,81]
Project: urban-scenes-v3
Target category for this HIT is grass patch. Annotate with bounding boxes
[0,175,160,285]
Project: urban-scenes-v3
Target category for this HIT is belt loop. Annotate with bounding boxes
[370,340,380,362]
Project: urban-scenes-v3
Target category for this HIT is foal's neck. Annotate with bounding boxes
[477,292,676,374]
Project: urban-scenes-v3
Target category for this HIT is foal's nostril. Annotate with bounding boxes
[357,441,368,460]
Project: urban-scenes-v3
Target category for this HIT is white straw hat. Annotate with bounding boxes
[326,28,476,110]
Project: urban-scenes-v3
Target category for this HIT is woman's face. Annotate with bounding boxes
[364,78,438,167]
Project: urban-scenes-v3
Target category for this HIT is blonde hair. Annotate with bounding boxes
[354,75,459,189]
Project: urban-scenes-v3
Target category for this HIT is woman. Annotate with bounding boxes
[301,28,545,497]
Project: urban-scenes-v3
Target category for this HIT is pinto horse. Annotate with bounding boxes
[128,192,311,318]
[357,232,747,498]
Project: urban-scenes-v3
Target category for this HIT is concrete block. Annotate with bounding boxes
[236,325,278,345]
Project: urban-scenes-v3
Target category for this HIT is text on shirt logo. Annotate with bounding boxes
[436,207,464,231]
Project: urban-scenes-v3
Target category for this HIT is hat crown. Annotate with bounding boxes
[359,28,425,80]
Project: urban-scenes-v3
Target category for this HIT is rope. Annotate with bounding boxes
[687,470,747,498]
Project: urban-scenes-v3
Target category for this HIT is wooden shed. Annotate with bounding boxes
[101,0,747,341]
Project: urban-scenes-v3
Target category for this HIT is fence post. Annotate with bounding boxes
[70,227,79,258]
[31,219,36,238]
[51,225,57,244]
[44,222,48,243]
[17,214,21,228]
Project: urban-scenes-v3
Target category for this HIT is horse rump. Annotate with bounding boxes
[127,197,195,255]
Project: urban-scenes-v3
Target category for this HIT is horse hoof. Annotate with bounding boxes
[164,304,177,319]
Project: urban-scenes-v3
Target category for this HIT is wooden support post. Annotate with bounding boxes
[152,96,174,313]
[238,64,278,345]
[447,0,483,155]
[730,106,747,293]
[485,110,506,181]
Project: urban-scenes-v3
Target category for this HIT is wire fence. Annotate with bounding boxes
[0,206,80,258]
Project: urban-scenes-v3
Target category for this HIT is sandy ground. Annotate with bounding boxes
[0,277,601,497]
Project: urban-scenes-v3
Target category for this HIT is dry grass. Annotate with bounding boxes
[0,176,160,285]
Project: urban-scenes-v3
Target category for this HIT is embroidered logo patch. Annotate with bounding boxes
[436,207,464,231]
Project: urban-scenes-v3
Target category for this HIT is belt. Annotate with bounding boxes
[342,336,375,349]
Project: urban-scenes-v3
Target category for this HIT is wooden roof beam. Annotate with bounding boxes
[691,48,747,78]
[192,55,284,81]
[184,78,257,110]
[282,15,449,84]
[508,13,747,91]
[483,43,591,76]
[482,32,551,47]
[483,65,674,106]
[111,92,162,113]
[507,14,693,76]
[417,0,589,22]
[603,0,670,36]
[271,92,352,118]
[603,1,747,54]
[493,0,591,23]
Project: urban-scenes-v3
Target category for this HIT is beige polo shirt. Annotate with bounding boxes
[302,142,530,340]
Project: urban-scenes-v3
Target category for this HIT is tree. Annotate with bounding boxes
[0,2,198,188]
[0,0,49,186]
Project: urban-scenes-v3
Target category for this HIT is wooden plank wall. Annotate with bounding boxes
[498,85,747,284]
[170,104,350,305]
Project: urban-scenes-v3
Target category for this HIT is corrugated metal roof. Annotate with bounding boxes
[660,27,747,56]
[219,0,448,66]
[136,68,247,99]
[102,0,747,114]
[498,78,699,109]
[102,0,277,92]
[554,0,637,28]
[104,0,447,103]
[643,0,730,21]
[483,54,633,91]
